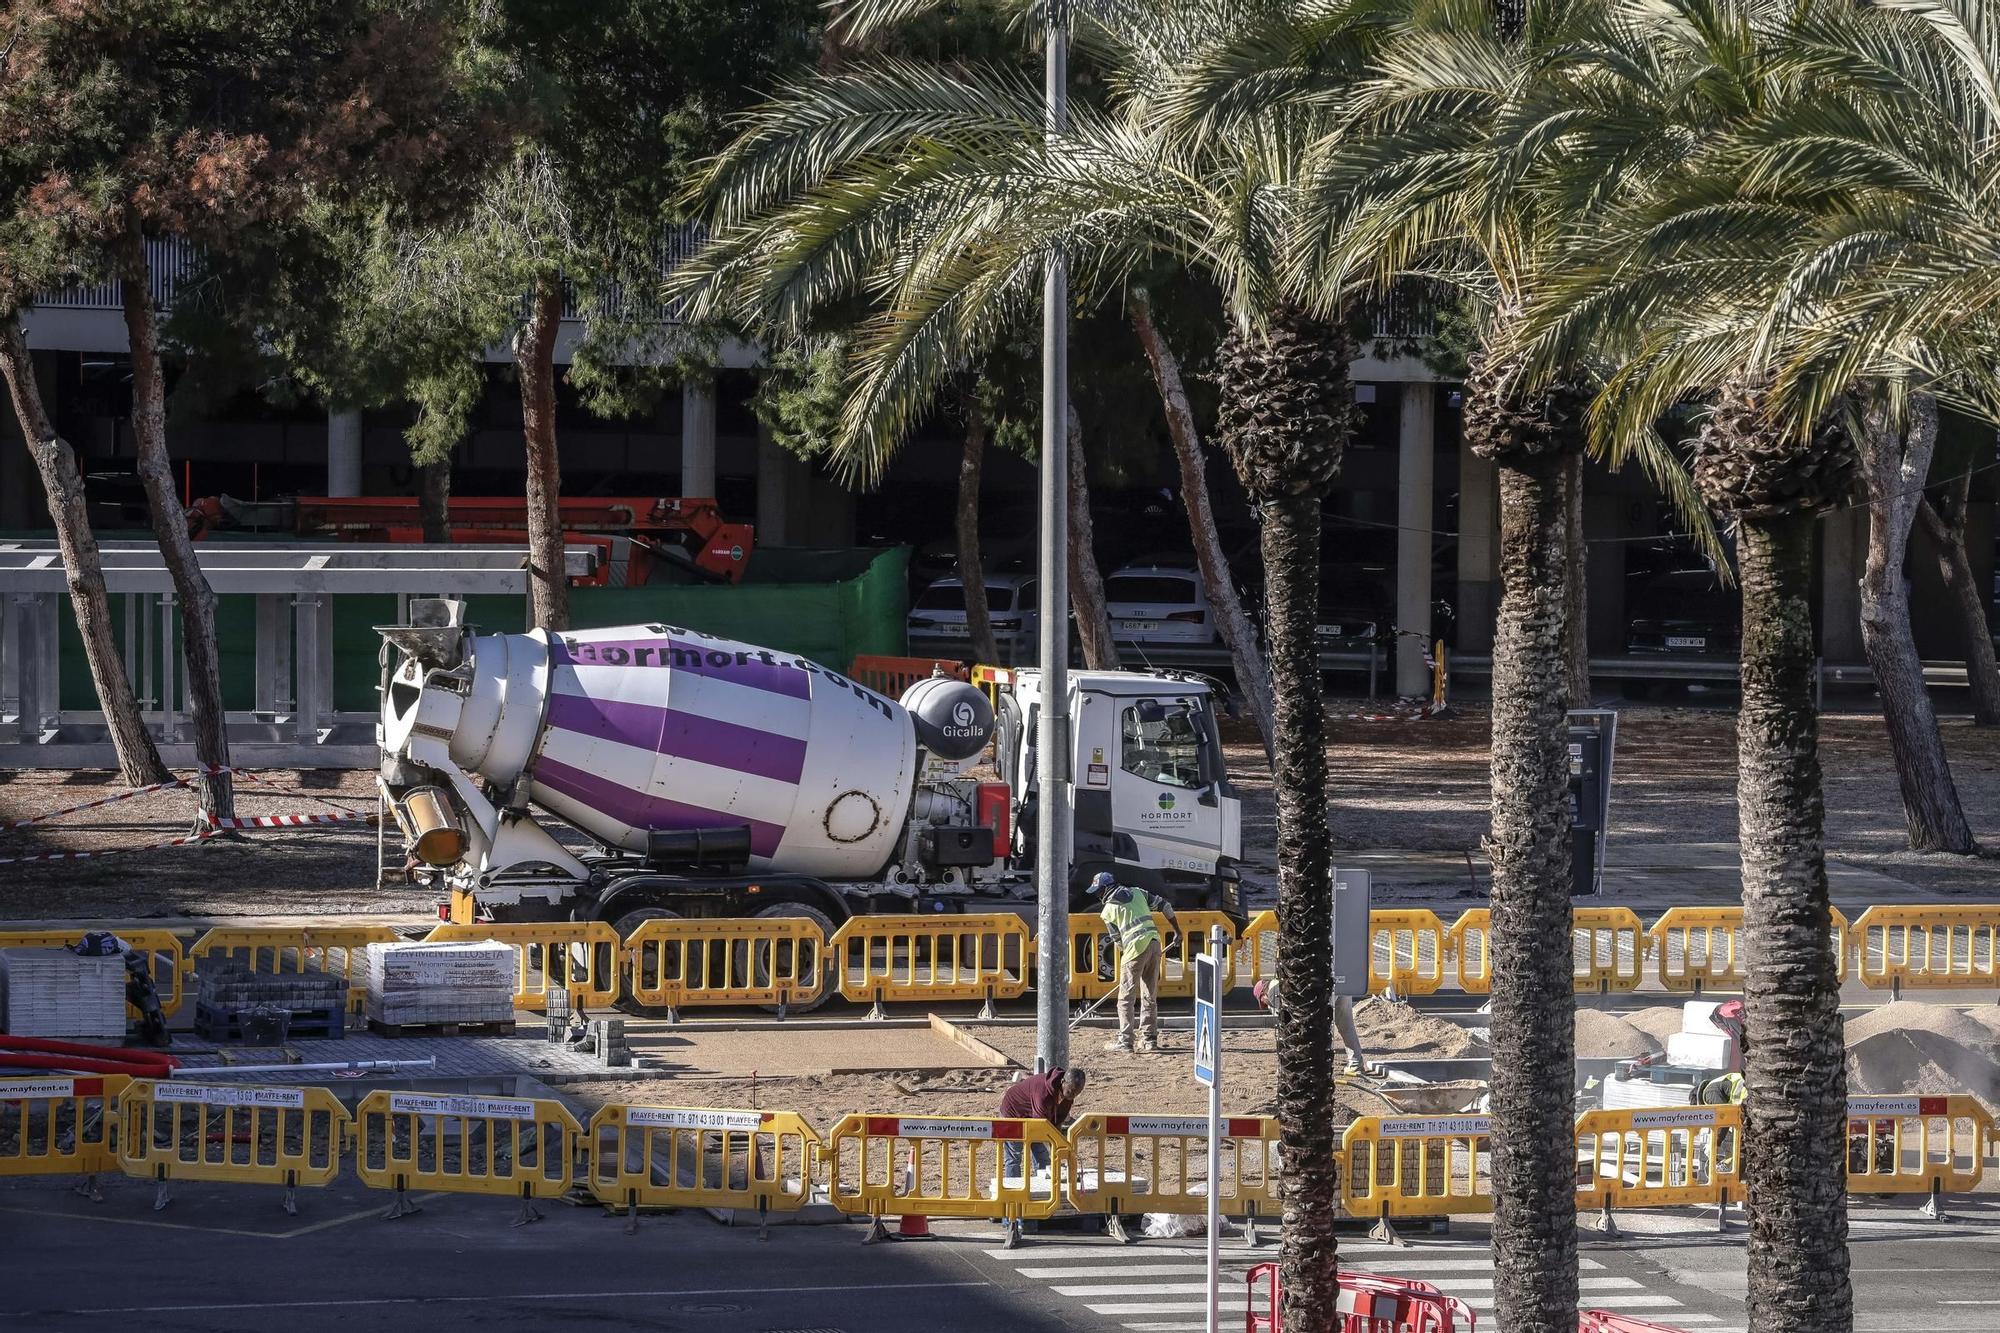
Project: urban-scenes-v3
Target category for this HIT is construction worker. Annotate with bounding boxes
[1091,871,1176,1053]
[1251,978,1385,1078]
[996,1067,1085,1247]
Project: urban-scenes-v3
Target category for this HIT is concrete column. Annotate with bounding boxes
[326,407,363,497]
[1396,382,1437,695]
[755,419,791,545]
[1456,432,1498,655]
[680,372,717,498]
[1820,505,1866,661]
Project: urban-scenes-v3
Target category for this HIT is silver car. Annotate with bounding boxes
[907,574,1038,659]
[1105,565,1214,646]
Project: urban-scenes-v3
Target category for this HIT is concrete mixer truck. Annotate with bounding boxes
[375,601,1244,941]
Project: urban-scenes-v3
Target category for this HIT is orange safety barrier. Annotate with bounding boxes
[1574,1105,1741,1234]
[1445,910,1491,995]
[623,916,827,1015]
[847,655,969,699]
[116,1080,350,1214]
[1065,1113,1279,1240]
[1650,906,1849,992]
[585,1104,819,1236]
[828,914,1030,1017]
[1369,910,1449,998]
[1846,1094,1992,1216]
[0,1074,128,1195]
[1340,1114,1494,1238]
[824,1113,1067,1236]
[1572,907,1648,993]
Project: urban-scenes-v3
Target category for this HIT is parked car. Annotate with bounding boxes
[1104,564,1215,646]
[907,574,1038,659]
[1625,568,1740,656]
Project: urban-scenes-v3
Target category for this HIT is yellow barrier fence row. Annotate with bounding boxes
[1846,1094,1991,1216]
[189,925,407,1014]
[828,914,1030,1016]
[1851,906,2000,996]
[115,1079,348,1214]
[1064,1112,1280,1241]
[1575,1105,1741,1235]
[585,1104,819,1235]
[824,1113,1068,1237]
[0,1074,128,1195]
[353,1088,581,1223]
[0,928,187,1017]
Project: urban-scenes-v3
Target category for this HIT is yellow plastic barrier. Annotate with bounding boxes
[1446,909,1492,995]
[1062,912,1222,1002]
[1850,905,2000,996]
[0,928,187,1017]
[0,1074,128,1192]
[1649,906,1850,992]
[116,1079,349,1213]
[624,916,826,1015]
[1572,907,1648,993]
[1238,910,1279,990]
[1370,910,1449,998]
[1341,1114,1493,1229]
[823,1113,1067,1233]
[423,920,624,1011]
[971,663,1015,708]
[585,1104,819,1234]
[353,1089,582,1222]
[828,914,1029,1016]
[1846,1095,1992,1212]
[1065,1113,1279,1238]
[1574,1106,1741,1231]
[189,924,406,1014]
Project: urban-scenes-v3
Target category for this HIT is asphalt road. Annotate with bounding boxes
[1,1173,1995,1332]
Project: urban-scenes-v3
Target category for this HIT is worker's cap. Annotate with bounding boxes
[1088,872,1118,894]
[1252,979,1270,1008]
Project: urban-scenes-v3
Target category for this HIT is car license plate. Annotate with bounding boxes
[1119,620,1158,632]
[1666,635,1706,649]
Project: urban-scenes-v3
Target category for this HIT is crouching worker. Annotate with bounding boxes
[995,1067,1085,1248]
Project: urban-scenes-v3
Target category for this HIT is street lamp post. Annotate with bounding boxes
[1034,2,1072,1075]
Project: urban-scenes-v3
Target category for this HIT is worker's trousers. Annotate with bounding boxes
[1002,1140,1052,1185]
[1118,939,1162,1045]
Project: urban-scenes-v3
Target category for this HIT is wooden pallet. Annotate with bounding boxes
[195,1000,345,1042]
[365,1017,517,1038]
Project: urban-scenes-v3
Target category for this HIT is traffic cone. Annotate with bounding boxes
[896,1145,930,1238]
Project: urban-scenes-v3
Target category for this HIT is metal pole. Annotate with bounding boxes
[1205,923,1224,1333]
[1034,5,1072,1076]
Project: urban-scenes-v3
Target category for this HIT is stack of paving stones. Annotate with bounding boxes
[364,939,517,1034]
[0,948,125,1040]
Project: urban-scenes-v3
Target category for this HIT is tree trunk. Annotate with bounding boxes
[1131,290,1275,759]
[1856,394,1974,852]
[1485,450,1579,1333]
[118,221,233,821]
[1066,404,1120,670]
[516,272,569,631]
[956,389,999,664]
[0,316,168,786]
[1916,472,2000,726]
[418,452,452,544]
[1563,450,1590,704]
[1736,509,1852,1333]
[1263,489,1337,1333]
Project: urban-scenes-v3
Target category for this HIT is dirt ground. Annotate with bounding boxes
[3,701,1997,917]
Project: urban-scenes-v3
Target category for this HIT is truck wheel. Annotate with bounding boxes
[755,901,836,1014]
[611,906,681,1013]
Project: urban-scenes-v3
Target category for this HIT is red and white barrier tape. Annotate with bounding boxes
[202,810,376,830]
[0,764,289,832]
[0,828,223,865]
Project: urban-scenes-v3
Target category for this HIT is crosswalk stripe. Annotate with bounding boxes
[1088,1301,1255,1315]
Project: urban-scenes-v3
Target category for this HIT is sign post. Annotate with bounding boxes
[1194,924,1224,1333]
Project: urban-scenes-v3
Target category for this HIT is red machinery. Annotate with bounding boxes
[192,495,755,586]
[1247,1266,1477,1332]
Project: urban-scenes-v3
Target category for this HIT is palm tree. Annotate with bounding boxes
[672,1,1384,1315]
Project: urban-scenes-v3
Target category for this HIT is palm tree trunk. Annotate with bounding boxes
[1263,488,1337,1333]
[1857,394,1974,851]
[0,315,168,786]
[516,272,569,631]
[1736,508,1852,1333]
[956,387,999,664]
[418,452,452,544]
[118,220,234,821]
[1130,290,1275,758]
[1066,404,1120,670]
[1563,451,1590,703]
[1485,448,1578,1333]
[1915,476,2000,726]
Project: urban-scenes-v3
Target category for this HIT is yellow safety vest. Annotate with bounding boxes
[1100,888,1161,954]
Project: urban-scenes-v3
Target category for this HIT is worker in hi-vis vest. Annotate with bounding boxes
[1090,871,1177,1053]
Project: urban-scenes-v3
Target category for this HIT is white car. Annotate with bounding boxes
[1105,564,1215,646]
[907,574,1038,659]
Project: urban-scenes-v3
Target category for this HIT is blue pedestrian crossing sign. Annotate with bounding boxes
[1193,951,1219,1087]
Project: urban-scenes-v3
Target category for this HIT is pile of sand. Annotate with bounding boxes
[1844,1000,2000,1106]
[1351,997,1479,1059]
[1575,1009,1663,1060]
[1625,1005,1693,1048]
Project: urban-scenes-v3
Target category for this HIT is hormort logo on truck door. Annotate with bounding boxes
[1144,790,1193,822]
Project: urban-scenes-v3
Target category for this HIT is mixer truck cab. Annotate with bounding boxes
[996,668,1244,917]
[374,602,1242,948]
